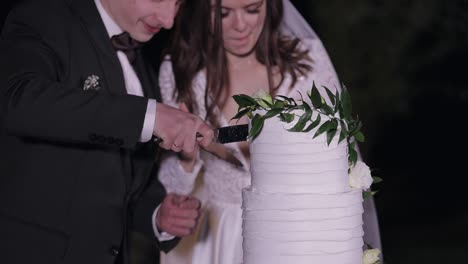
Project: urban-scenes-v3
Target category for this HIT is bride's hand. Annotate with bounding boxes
[177,103,200,172]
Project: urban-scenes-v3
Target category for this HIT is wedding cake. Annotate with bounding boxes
[242,112,364,264]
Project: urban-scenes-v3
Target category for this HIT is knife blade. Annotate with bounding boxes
[196,124,249,144]
[202,124,248,167]
[212,124,249,144]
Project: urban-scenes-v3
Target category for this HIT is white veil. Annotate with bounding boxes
[280,0,318,40]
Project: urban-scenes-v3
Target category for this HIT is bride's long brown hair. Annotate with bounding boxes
[165,0,312,126]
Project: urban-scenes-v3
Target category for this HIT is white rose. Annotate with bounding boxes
[363,248,381,264]
[349,161,373,190]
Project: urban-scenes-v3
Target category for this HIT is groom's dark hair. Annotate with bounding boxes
[166,0,312,127]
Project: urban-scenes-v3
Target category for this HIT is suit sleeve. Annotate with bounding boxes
[0,9,147,149]
[131,162,180,253]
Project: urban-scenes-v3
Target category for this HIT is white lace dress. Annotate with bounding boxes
[157,38,381,264]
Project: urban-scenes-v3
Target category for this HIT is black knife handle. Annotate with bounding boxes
[196,124,249,144]
[217,124,249,144]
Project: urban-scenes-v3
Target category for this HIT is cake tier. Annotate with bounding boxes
[249,113,350,194]
[243,245,362,264]
[242,189,364,264]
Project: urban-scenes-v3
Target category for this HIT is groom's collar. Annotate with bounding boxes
[94,0,124,38]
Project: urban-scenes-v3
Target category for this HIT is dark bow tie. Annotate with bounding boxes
[110,32,142,64]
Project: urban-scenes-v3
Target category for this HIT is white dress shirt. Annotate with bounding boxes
[95,0,174,241]
[95,0,156,143]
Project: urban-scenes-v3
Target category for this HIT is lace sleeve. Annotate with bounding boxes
[158,153,204,195]
[157,58,204,195]
[159,57,178,108]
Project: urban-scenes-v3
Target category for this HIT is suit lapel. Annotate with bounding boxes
[68,0,127,96]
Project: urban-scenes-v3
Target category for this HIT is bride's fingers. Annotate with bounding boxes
[196,122,215,148]
[178,102,214,148]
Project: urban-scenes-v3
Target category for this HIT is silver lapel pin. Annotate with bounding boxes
[83,75,101,91]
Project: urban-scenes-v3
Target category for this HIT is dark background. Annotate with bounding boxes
[2,0,467,263]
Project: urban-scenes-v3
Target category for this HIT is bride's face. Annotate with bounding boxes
[212,0,266,56]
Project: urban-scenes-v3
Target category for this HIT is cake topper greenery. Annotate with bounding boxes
[232,82,382,198]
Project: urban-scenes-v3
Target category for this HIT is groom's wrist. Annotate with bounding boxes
[152,205,176,241]
[139,99,157,142]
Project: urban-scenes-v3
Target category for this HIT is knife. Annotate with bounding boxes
[153,124,248,166]
[153,124,249,145]
[202,124,248,167]
[209,124,249,144]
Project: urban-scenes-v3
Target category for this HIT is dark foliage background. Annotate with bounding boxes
[2,0,467,263]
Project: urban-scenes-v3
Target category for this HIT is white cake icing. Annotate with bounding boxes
[242,113,364,264]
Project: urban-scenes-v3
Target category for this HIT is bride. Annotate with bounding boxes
[157,0,382,263]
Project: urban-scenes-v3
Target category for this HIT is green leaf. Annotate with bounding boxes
[231,108,250,121]
[363,191,372,200]
[264,108,283,119]
[350,120,363,135]
[257,98,272,109]
[279,113,295,123]
[233,94,257,108]
[338,130,347,143]
[323,86,336,106]
[326,129,338,146]
[303,114,321,132]
[325,120,338,145]
[341,88,352,120]
[272,100,285,109]
[363,191,379,199]
[354,131,365,142]
[249,114,264,140]
[334,89,341,114]
[321,104,335,116]
[287,104,312,132]
[263,94,273,105]
[372,177,383,184]
[276,95,297,106]
[313,120,332,138]
[309,82,323,109]
[339,119,348,134]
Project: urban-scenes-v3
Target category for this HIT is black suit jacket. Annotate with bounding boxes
[0,0,177,263]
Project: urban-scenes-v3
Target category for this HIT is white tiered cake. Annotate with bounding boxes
[242,114,364,264]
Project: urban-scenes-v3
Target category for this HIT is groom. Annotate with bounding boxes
[0,0,212,263]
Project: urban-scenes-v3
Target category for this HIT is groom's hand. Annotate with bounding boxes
[156,193,201,237]
[153,103,214,153]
